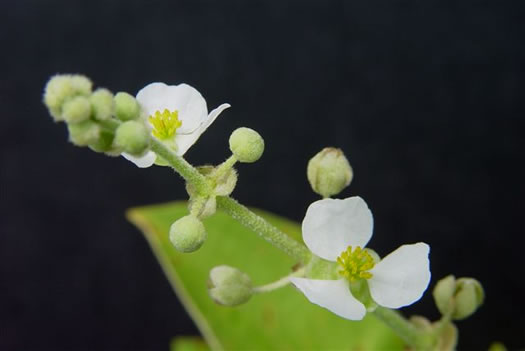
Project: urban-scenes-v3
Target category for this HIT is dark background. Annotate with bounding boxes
[1,0,523,350]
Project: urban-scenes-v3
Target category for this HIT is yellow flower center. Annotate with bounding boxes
[149,109,182,140]
[337,246,375,282]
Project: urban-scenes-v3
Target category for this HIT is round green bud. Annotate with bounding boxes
[114,121,150,155]
[68,120,101,146]
[208,265,253,306]
[62,96,92,124]
[307,147,353,198]
[229,127,264,163]
[169,215,207,253]
[452,278,484,320]
[70,75,93,95]
[90,88,114,121]
[43,74,92,121]
[433,275,456,316]
[114,92,140,121]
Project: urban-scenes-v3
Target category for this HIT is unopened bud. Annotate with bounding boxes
[433,275,456,316]
[62,96,92,124]
[229,127,264,163]
[90,88,114,121]
[43,74,92,121]
[433,275,484,320]
[169,215,207,253]
[114,92,140,121]
[68,120,100,146]
[453,278,484,320]
[114,121,150,155]
[307,147,353,198]
[208,265,253,306]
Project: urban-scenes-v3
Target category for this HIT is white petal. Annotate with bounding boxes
[198,103,230,134]
[368,242,431,309]
[136,82,208,134]
[122,151,157,168]
[174,103,230,156]
[302,197,374,261]
[290,278,366,320]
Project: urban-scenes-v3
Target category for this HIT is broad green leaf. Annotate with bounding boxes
[127,201,404,351]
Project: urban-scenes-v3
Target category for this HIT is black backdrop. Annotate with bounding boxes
[1,0,523,350]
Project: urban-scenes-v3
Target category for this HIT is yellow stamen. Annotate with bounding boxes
[337,246,375,282]
[149,109,182,140]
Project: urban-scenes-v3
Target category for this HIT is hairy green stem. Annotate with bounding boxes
[216,196,311,264]
[373,307,434,350]
[150,138,212,194]
[252,267,306,294]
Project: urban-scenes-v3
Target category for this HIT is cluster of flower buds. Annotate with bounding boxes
[43,74,150,157]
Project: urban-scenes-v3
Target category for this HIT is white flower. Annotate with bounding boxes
[123,82,230,168]
[290,197,430,320]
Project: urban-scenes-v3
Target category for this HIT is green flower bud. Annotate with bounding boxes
[307,147,353,198]
[229,127,264,163]
[433,275,484,320]
[43,74,92,121]
[68,120,100,146]
[90,88,114,121]
[208,265,253,306]
[169,215,207,253]
[62,96,92,124]
[114,92,140,121]
[114,121,150,155]
[433,275,456,316]
[453,278,484,320]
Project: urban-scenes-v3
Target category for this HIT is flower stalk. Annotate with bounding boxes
[252,267,306,294]
[149,137,212,195]
[216,196,311,264]
[373,307,434,350]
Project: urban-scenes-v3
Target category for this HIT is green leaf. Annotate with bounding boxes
[127,201,404,351]
[171,337,210,351]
